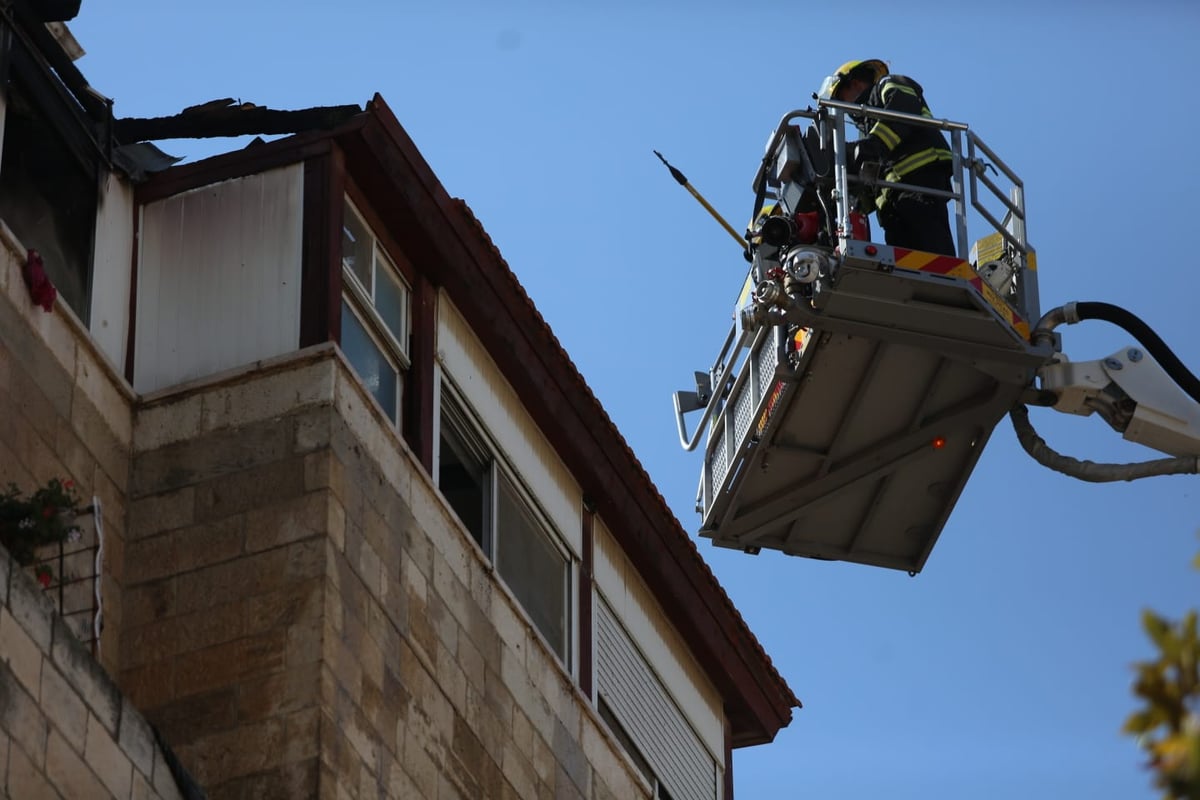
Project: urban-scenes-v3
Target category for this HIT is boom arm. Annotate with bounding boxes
[1039,347,1200,457]
[1020,301,1200,480]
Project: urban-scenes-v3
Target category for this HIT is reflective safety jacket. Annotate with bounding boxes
[853,74,953,208]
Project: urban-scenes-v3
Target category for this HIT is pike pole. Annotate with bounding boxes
[653,150,746,250]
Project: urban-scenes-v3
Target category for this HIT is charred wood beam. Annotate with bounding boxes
[7,0,105,118]
[114,102,362,143]
[28,0,81,22]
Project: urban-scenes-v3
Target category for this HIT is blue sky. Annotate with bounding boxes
[71,2,1200,797]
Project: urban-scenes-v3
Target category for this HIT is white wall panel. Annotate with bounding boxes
[134,165,303,393]
[90,172,135,372]
[593,518,724,764]
[436,295,582,555]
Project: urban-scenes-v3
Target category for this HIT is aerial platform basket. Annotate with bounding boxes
[674,101,1056,573]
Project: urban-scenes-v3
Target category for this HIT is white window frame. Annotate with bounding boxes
[340,197,410,424]
[436,380,575,669]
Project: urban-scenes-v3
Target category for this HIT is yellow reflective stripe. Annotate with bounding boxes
[880,80,933,116]
[886,147,953,179]
[879,82,919,102]
[870,121,901,150]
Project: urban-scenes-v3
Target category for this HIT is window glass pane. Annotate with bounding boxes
[375,250,408,350]
[438,426,490,549]
[341,300,398,421]
[497,477,567,659]
[341,201,372,291]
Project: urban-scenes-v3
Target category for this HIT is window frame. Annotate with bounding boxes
[436,379,575,669]
[339,195,411,425]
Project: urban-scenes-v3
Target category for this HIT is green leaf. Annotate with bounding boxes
[1147,611,1175,650]
[1126,707,1166,735]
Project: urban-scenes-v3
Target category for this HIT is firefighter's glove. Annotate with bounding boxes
[851,138,883,172]
[850,138,883,188]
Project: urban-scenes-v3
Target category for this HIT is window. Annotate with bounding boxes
[0,47,100,323]
[340,198,409,424]
[438,398,491,550]
[438,385,572,664]
[496,474,569,658]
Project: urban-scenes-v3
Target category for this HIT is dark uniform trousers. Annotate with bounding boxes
[877,190,955,255]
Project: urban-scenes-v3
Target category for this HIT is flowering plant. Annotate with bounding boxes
[0,479,85,572]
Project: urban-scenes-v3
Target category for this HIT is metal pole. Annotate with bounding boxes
[653,151,746,249]
[949,129,968,260]
[829,109,851,249]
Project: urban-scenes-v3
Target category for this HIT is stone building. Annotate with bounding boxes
[0,2,799,798]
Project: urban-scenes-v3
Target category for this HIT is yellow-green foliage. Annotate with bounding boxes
[1124,550,1200,800]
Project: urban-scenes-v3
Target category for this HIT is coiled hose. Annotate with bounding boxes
[1011,302,1200,482]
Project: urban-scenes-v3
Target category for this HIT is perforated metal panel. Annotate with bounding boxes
[704,330,785,519]
[708,426,730,501]
[755,334,781,401]
[596,598,717,800]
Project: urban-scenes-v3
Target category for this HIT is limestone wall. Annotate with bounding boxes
[0,224,135,676]
[0,545,188,799]
[124,347,649,799]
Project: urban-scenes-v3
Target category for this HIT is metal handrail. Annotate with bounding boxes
[680,104,1037,453]
[674,319,757,451]
[804,100,1032,307]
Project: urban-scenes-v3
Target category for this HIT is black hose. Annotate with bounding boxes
[1075,302,1200,405]
[1010,404,1200,482]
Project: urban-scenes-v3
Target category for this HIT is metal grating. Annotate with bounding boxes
[708,427,729,505]
[702,329,786,520]
[754,334,780,402]
[23,499,104,655]
[731,377,756,455]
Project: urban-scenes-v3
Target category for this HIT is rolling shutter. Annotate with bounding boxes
[596,597,717,800]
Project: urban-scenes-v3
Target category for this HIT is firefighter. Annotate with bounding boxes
[818,59,955,255]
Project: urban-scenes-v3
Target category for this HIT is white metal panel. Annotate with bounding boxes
[596,596,717,800]
[436,295,582,555]
[134,165,303,393]
[89,172,135,372]
[593,518,725,764]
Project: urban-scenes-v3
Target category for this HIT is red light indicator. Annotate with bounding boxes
[865,245,878,256]
[932,436,947,450]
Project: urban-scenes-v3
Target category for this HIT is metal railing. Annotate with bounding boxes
[679,104,1039,464]
[753,101,1035,308]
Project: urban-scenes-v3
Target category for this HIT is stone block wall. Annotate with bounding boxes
[0,544,188,799]
[317,364,650,800]
[0,229,135,676]
[124,347,650,798]
[123,354,336,798]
